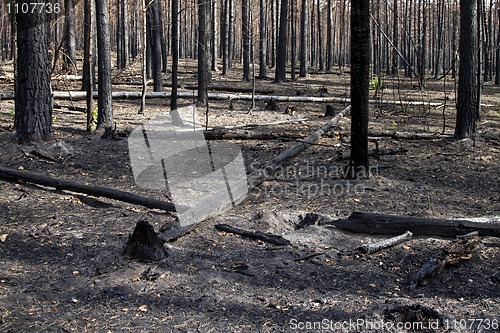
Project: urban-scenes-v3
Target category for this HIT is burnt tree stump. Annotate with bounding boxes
[123,220,167,262]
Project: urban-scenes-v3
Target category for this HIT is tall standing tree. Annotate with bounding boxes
[455,0,479,139]
[148,0,163,92]
[15,0,53,142]
[299,0,308,77]
[275,0,288,82]
[349,0,370,178]
[82,0,94,131]
[242,0,250,81]
[116,0,129,70]
[258,0,267,78]
[495,1,500,86]
[95,0,114,137]
[197,0,208,105]
[64,0,76,74]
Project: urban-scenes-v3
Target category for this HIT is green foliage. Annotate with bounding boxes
[92,105,98,124]
[391,120,397,128]
[370,76,383,90]
[10,107,15,122]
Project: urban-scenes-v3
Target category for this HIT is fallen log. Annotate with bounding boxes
[0,165,188,213]
[184,84,275,95]
[325,212,500,238]
[203,129,301,141]
[0,91,458,106]
[215,223,290,245]
[368,132,446,140]
[208,118,309,130]
[248,105,351,188]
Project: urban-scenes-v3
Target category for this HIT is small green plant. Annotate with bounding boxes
[370,76,383,90]
[92,105,98,124]
[10,107,15,122]
[391,120,397,128]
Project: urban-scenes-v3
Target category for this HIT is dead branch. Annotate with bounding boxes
[248,105,351,188]
[356,231,413,255]
[0,165,188,213]
[325,212,500,238]
[215,223,290,245]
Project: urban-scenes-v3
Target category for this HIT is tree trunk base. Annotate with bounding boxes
[123,220,167,262]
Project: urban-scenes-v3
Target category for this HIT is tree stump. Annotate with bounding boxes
[123,220,167,262]
[325,105,335,117]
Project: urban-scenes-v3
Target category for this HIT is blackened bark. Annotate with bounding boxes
[299,0,308,77]
[116,0,129,70]
[222,0,229,75]
[197,0,208,105]
[495,4,500,85]
[171,0,179,111]
[349,0,370,178]
[95,0,114,137]
[157,0,168,73]
[316,0,323,72]
[326,0,333,71]
[83,0,94,131]
[275,0,288,82]
[454,0,478,139]
[64,0,76,74]
[242,0,250,81]
[148,0,163,92]
[15,3,53,142]
[290,0,296,80]
[259,0,267,78]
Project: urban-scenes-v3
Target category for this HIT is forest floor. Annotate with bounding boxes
[0,61,499,332]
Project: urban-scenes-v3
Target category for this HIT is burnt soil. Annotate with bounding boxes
[0,61,499,332]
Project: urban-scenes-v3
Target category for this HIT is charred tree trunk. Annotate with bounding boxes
[171,0,179,112]
[197,0,208,105]
[275,0,288,82]
[290,0,297,80]
[455,0,479,139]
[83,0,94,131]
[15,1,53,142]
[242,0,250,81]
[63,0,76,74]
[299,0,308,77]
[148,0,163,92]
[258,0,267,78]
[316,0,324,72]
[95,0,114,137]
[349,0,370,178]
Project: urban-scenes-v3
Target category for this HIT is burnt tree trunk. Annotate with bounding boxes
[95,0,114,137]
[349,0,370,178]
[258,0,267,78]
[242,0,250,81]
[275,0,288,82]
[454,0,478,139]
[299,0,308,77]
[64,0,76,74]
[148,0,163,92]
[197,0,208,106]
[15,2,53,143]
